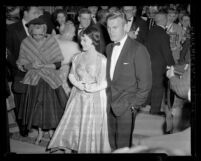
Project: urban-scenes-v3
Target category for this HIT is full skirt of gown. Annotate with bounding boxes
[18,78,68,130]
[47,86,111,153]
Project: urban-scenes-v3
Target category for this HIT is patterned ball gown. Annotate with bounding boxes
[47,52,111,153]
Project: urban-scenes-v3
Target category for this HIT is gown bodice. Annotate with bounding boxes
[75,58,97,84]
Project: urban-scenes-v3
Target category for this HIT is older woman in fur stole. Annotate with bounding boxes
[16,17,68,144]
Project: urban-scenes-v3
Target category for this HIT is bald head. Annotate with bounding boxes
[154,12,167,27]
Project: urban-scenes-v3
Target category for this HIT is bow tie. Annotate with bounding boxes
[112,42,120,47]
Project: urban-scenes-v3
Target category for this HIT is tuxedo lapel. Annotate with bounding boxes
[112,37,130,82]
[107,44,113,84]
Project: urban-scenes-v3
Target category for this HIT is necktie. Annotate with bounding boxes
[112,42,120,48]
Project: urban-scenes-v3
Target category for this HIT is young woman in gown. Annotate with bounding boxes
[47,26,111,153]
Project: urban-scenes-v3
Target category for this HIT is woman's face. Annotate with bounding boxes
[32,25,45,41]
[80,34,93,51]
[182,16,190,28]
[57,13,66,25]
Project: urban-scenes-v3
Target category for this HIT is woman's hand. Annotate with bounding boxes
[17,64,26,72]
[76,81,85,91]
[32,62,44,69]
[84,84,95,93]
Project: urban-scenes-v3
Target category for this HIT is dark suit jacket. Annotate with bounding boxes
[145,25,175,84]
[130,16,148,45]
[106,37,152,116]
[6,20,28,78]
[178,38,190,65]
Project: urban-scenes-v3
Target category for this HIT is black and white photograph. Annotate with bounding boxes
[2,3,197,159]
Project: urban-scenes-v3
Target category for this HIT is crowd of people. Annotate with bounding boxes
[5,4,191,155]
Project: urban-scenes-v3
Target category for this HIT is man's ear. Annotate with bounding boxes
[78,16,80,22]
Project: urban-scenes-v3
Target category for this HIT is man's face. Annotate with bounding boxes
[25,7,40,22]
[167,12,176,23]
[88,6,98,16]
[182,16,190,28]
[123,6,136,20]
[107,17,126,42]
[79,13,91,28]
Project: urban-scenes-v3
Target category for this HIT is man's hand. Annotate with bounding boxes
[166,66,175,78]
[127,31,137,39]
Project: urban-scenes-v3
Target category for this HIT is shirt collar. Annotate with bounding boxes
[158,24,166,30]
[114,34,128,47]
[22,19,28,28]
[22,18,29,36]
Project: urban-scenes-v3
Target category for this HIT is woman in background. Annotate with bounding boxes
[52,9,67,35]
[55,21,80,96]
[47,26,111,153]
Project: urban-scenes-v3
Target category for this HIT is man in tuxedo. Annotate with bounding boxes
[122,6,148,45]
[6,6,41,137]
[75,8,92,44]
[88,6,98,25]
[145,11,175,115]
[106,11,152,150]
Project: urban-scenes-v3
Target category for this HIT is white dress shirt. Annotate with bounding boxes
[22,19,30,36]
[110,35,128,80]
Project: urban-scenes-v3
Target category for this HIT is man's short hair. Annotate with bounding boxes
[106,10,127,24]
[78,8,91,17]
[167,7,177,14]
[154,11,167,24]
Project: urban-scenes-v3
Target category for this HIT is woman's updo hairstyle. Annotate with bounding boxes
[81,26,100,52]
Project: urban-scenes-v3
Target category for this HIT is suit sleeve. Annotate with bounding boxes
[170,66,190,100]
[6,27,18,70]
[161,34,175,66]
[131,45,152,107]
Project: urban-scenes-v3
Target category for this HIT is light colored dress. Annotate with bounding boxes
[55,35,80,96]
[47,52,111,153]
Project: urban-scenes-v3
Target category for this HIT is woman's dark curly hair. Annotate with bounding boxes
[81,26,100,52]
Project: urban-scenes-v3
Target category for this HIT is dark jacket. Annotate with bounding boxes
[6,20,27,79]
[145,25,175,82]
[106,37,152,116]
[130,16,149,45]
